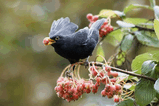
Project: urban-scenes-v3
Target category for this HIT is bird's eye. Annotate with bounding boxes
[55,36,60,40]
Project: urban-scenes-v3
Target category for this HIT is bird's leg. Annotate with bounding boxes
[65,64,75,78]
[84,56,90,68]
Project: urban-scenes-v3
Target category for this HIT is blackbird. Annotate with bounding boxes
[43,17,105,65]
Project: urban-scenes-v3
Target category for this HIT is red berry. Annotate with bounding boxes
[92,70,97,76]
[104,25,109,29]
[86,89,91,93]
[92,15,99,21]
[73,94,79,100]
[77,84,84,91]
[110,85,116,94]
[101,90,107,97]
[105,66,111,72]
[86,13,93,20]
[109,26,114,31]
[101,78,106,85]
[110,72,118,77]
[57,77,64,82]
[107,92,113,98]
[62,93,69,99]
[95,82,100,87]
[110,78,116,83]
[56,92,63,98]
[114,95,119,102]
[56,86,63,92]
[68,88,74,94]
[103,21,108,25]
[96,77,101,83]
[100,72,104,77]
[115,84,121,90]
[101,25,105,29]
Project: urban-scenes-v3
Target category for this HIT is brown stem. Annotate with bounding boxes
[134,25,154,32]
[80,62,156,82]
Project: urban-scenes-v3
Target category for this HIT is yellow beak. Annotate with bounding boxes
[43,37,56,45]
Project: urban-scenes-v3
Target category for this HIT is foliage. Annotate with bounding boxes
[94,0,159,105]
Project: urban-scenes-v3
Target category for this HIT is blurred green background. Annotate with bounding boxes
[0,0,159,106]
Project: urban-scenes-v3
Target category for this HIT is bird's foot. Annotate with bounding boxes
[84,56,90,68]
[84,61,89,68]
[65,71,72,78]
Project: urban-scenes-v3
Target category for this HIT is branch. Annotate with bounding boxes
[134,25,154,32]
[80,62,156,82]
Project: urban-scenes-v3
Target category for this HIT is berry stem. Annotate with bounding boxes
[80,62,156,82]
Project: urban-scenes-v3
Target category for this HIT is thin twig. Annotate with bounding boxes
[80,62,156,82]
[134,25,154,32]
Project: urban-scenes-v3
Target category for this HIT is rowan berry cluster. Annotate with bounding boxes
[54,76,98,102]
[54,65,122,103]
[89,65,121,102]
[86,13,114,37]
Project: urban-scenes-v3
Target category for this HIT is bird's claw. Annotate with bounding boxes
[65,71,72,78]
[84,61,89,68]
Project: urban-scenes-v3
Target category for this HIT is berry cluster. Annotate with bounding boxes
[89,65,121,102]
[54,65,122,103]
[86,13,114,37]
[54,77,99,102]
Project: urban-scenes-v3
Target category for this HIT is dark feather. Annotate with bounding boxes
[48,17,105,64]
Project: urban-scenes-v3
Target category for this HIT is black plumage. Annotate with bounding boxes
[43,17,105,64]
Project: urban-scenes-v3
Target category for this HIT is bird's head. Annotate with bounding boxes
[43,35,64,46]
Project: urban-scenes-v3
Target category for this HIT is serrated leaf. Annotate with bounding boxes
[154,78,159,93]
[105,29,124,46]
[96,45,105,62]
[141,60,156,75]
[99,9,116,17]
[116,98,134,106]
[124,4,153,14]
[120,34,134,52]
[113,10,125,18]
[124,18,150,25]
[131,51,159,74]
[135,79,156,106]
[116,20,135,28]
[154,19,159,39]
[154,6,159,19]
[134,31,159,48]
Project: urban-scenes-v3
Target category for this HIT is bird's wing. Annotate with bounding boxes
[88,19,106,43]
[72,27,89,46]
[49,17,78,38]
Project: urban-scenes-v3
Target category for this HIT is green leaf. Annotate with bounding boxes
[154,78,159,93]
[116,20,135,28]
[124,4,153,14]
[154,6,159,19]
[98,9,116,17]
[123,83,136,91]
[121,34,134,52]
[131,51,159,74]
[105,29,124,46]
[96,45,105,62]
[141,60,156,75]
[135,79,156,106]
[113,10,125,18]
[116,98,134,106]
[154,19,159,39]
[134,31,159,48]
[124,18,150,25]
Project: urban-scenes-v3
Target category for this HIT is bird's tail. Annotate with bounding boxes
[90,18,105,30]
